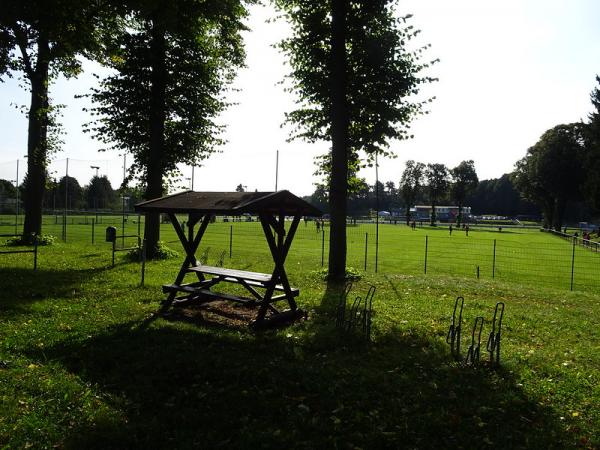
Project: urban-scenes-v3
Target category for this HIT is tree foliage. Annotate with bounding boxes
[513,123,585,230]
[400,160,425,224]
[465,174,539,218]
[275,0,436,279]
[583,76,600,211]
[450,160,478,226]
[86,0,250,255]
[86,175,116,210]
[0,0,116,239]
[425,163,449,225]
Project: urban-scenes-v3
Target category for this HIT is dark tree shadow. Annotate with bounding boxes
[24,316,570,449]
[0,267,110,318]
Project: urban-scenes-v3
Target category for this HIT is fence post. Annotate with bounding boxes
[92,219,95,244]
[375,222,379,274]
[424,235,429,274]
[364,232,368,271]
[112,239,116,268]
[492,239,496,278]
[570,240,575,291]
[141,239,147,286]
[33,235,38,271]
[138,214,141,238]
[229,225,233,258]
[321,228,325,267]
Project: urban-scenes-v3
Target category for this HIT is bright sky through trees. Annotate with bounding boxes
[1,0,599,196]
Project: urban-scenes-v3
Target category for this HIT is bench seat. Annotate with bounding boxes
[186,265,272,283]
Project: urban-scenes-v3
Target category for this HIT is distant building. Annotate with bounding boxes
[410,205,472,222]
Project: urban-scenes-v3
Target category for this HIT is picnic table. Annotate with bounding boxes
[135,190,322,327]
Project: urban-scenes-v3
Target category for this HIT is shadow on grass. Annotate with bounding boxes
[0,267,109,317]
[24,314,570,449]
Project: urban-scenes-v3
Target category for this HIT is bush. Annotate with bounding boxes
[5,234,55,246]
[127,241,179,261]
[311,266,362,281]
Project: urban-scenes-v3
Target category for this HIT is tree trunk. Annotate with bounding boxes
[553,197,566,232]
[328,0,349,280]
[144,17,167,257]
[22,36,50,241]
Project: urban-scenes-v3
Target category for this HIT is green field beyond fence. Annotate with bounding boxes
[1,215,599,293]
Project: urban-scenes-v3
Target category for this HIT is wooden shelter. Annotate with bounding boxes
[135,190,322,327]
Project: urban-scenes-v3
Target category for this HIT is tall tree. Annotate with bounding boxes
[513,123,584,230]
[87,0,249,256]
[0,1,115,240]
[425,163,449,225]
[450,160,478,226]
[400,160,425,225]
[86,175,116,210]
[583,76,600,211]
[276,0,436,280]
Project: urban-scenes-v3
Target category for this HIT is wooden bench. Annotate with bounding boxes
[186,265,272,283]
[162,265,299,308]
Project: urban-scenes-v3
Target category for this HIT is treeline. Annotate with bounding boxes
[304,171,539,219]
[0,175,142,213]
[512,78,600,230]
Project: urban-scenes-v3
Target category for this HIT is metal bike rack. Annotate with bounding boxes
[486,302,505,366]
[465,316,484,366]
[446,296,464,360]
[336,283,375,341]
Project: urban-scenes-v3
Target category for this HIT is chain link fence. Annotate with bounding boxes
[1,214,599,293]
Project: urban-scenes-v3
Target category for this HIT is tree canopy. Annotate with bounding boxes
[276,0,436,279]
[400,160,425,224]
[450,160,478,226]
[425,163,449,225]
[86,0,250,255]
[0,0,116,239]
[583,76,600,211]
[513,123,585,230]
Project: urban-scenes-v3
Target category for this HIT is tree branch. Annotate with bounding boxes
[11,23,34,78]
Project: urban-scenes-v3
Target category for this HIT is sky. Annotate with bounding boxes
[1,0,599,196]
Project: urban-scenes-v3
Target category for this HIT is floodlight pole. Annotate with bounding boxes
[275,149,279,191]
[191,166,195,191]
[15,159,19,235]
[90,165,100,221]
[375,152,379,273]
[63,158,69,241]
[122,153,126,247]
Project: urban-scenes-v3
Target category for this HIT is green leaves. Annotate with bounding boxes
[276,0,437,170]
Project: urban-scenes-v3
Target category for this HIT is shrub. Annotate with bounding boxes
[5,234,55,246]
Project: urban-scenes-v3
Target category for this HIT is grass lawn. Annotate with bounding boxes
[1,226,599,449]
[4,216,597,292]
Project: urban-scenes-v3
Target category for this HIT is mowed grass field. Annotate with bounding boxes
[2,215,599,292]
[1,219,600,448]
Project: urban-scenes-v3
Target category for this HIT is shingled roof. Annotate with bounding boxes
[134,190,322,216]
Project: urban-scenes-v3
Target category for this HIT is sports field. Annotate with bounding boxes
[1,216,599,448]
[2,215,599,293]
